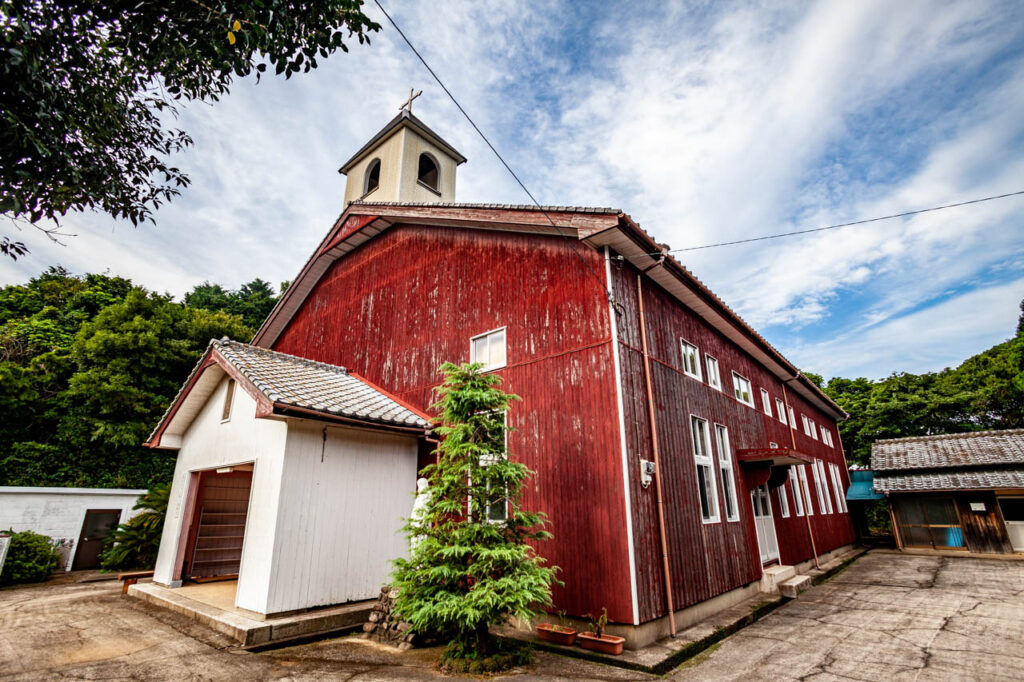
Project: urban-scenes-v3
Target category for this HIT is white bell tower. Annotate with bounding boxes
[339,92,466,206]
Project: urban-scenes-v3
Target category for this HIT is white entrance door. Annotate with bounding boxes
[998,497,1024,552]
[752,485,779,563]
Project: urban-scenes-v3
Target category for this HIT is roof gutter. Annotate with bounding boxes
[270,403,430,436]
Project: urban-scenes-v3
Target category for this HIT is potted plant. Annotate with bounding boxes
[577,608,625,655]
[537,610,577,646]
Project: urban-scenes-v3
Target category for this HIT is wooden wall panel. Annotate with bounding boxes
[955,493,1013,554]
[272,225,635,623]
[609,254,855,622]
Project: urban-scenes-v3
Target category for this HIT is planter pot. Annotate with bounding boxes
[577,632,625,655]
[537,623,577,646]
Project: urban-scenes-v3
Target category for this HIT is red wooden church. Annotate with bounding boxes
[249,110,856,646]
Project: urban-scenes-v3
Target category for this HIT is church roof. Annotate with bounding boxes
[145,339,430,449]
[338,110,467,174]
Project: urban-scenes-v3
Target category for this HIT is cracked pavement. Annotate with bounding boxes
[669,552,1024,681]
[1,552,1021,680]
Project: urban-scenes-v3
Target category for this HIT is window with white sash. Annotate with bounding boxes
[470,327,507,371]
[706,355,722,391]
[691,416,719,523]
[812,459,832,514]
[732,372,754,407]
[760,388,772,415]
[715,424,739,522]
[788,405,797,429]
[681,340,702,380]
[776,398,787,425]
[798,465,814,515]
[778,481,790,518]
[788,468,805,516]
[830,463,848,513]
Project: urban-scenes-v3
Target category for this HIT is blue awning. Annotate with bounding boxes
[847,470,885,501]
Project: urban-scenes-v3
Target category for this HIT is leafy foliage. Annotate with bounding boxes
[0,268,253,487]
[0,0,379,254]
[0,529,58,585]
[100,484,170,570]
[391,363,557,665]
[184,278,281,329]
[823,300,1024,465]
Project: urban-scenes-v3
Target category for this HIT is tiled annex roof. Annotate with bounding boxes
[871,429,1024,471]
[874,469,1024,493]
[213,340,429,429]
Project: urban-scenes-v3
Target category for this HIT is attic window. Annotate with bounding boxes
[364,158,381,195]
[221,379,235,422]
[417,153,439,192]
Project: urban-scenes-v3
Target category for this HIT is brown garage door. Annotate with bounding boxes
[185,470,252,579]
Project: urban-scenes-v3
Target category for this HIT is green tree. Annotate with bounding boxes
[391,363,556,670]
[1,0,380,256]
[185,278,280,329]
[100,484,170,570]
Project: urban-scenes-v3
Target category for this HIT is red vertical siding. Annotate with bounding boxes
[609,254,855,622]
[272,225,636,623]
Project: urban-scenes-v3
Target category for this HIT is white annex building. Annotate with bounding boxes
[146,339,429,617]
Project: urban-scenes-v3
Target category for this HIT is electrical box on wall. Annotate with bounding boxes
[640,460,655,488]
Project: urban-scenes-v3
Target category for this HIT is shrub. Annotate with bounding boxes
[99,483,170,570]
[1,530,59,585]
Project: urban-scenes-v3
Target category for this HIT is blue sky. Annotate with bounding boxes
[2,0,1023,380]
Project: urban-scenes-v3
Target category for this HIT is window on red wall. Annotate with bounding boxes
[691,416,720,523]
[681,340,702,380]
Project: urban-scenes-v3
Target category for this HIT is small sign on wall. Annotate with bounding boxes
[969,502,986,512]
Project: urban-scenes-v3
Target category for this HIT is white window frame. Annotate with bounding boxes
[680,339,703,381]
[732,371,754,407]
[798,465,814,515]
[801,414,811,436]
[821,427,833,448]
[812,460,831,514]
[760,388,772,416]
[691,416,720,524]
[788,405,797,429]
[776,398,787,425]
[470,326,507,372]
[788,468,805,516]
[705,355,722,391]
[830,463,848,513]
[714,423,740,522]
[809,418,818,441]
[778,481,790,518]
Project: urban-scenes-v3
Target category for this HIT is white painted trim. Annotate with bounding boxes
[605,247,640,626]
[690,414,721,525]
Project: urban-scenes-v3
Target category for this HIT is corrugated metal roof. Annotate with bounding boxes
[214,339,430,428]
[870,429,1024,471]
[874,468,1024,493]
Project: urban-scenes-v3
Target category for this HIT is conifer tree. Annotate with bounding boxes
[391,362,557,668]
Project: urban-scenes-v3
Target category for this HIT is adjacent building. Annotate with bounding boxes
[872,429,1024,554]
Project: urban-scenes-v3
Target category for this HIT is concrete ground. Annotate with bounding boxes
[1,552,1021,680]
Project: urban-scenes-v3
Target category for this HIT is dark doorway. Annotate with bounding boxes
[183,469,253,580]
[72,509,122,570]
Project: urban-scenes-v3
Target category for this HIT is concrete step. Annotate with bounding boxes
[779,574,812,598]
[760,564,796,594]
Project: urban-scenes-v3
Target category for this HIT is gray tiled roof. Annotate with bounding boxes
[874,468,1024,493]
[214,340,429,429]
[870,429,1024,472]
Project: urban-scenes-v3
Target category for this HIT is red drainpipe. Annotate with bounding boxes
[636,271,677,637]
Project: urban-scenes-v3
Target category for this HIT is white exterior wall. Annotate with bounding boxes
[265,421,418,614]
[153,374,288,613]
[0,487,145,571]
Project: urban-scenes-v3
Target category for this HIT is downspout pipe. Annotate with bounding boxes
[782,381,820,569]
[636,271,677,637]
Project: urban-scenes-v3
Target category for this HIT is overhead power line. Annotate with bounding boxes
[644,190,1024,256]
[372,0,612,299]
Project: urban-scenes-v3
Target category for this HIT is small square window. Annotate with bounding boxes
[680,340,702,381]
[470,327,507,371]
[732,372,754,407]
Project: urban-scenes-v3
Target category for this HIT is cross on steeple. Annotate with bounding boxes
[399,88,422,114]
